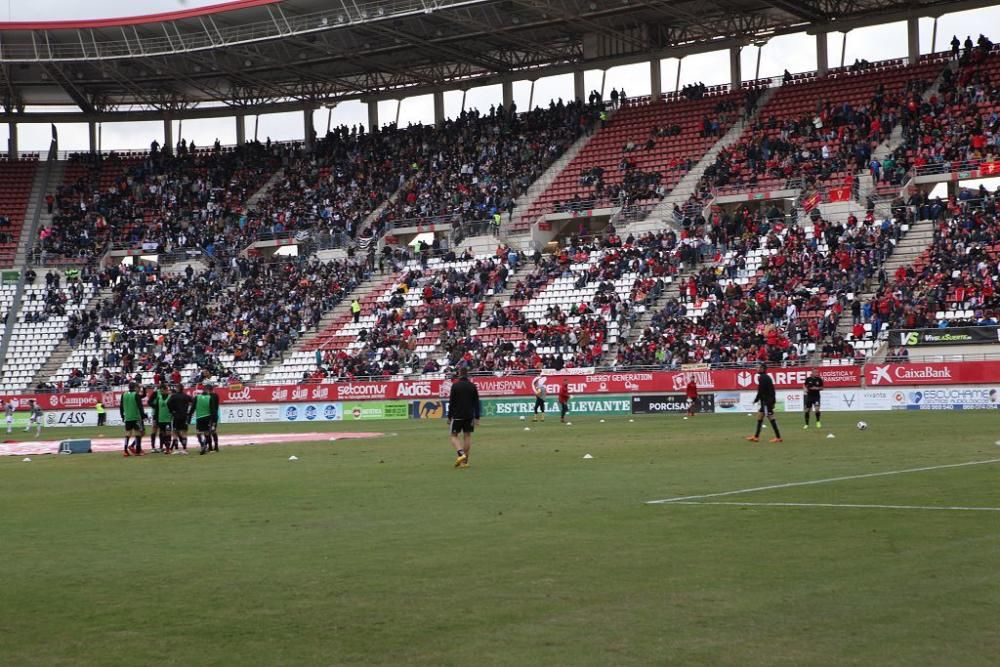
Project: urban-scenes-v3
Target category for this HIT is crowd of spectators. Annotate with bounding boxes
[863,187,999,336]
[705,64,937,195]
[890,36,998,176]
[39,141,281,263]
[55,252,369,390]
[615,203,910,367]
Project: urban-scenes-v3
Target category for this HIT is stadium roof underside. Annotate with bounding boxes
[0,0,992,119]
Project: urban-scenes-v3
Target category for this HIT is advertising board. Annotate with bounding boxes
[630,394,715,414]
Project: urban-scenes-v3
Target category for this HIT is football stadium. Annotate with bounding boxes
[1,0,999,663]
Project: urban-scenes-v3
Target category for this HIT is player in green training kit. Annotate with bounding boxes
[195,383,220,455]
[119,382,145,457]
[148,383,173,453]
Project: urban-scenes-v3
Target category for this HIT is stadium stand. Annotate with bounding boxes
[4,34,1000,390]
[261,248,518,382]
[39,142,279,264]
[705,58,945,195]
[867,192,999,339]
[616,202,913,367]
[0,157,40,266]
[514,88,752,230]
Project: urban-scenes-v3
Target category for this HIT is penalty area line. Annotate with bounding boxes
[646,458,1000,505]
[664,501,1000,512]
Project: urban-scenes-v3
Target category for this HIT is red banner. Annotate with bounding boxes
[8,363,1000,408]
[864,361,1000,387]
[827,186,852,202]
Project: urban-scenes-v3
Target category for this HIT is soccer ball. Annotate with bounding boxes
[519,415,526,421]
[856,421,868,430]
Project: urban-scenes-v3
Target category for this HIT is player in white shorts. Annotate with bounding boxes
[24,399,42,437]
[4,401,14,434]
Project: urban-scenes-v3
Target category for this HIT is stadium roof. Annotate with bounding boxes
[0,0,992,118]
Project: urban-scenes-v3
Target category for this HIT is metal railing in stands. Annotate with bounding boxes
[912,158,1000,178]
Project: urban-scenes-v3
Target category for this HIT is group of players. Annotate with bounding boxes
[445,362,826,466]
[118,382,221,456]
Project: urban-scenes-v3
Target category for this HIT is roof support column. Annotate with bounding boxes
[303,106,315,150]
[433,89,445,127]
[574,69,585,103]
[730,46,742,91]
[367,100,379,132]
[906,16,919,65]
[650,59,662,100]
[163,116,173,155]
[502,80,513,111]
[816,32,829,76]
[6,122,15,160]
[88,121,98,155]
[235,114,246,146]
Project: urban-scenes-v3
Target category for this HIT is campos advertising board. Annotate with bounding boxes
[889,387,1000,410]
[894,326,1000,346]
[342,401,409,421]
[631,394,715,414]
[481,395,631,417]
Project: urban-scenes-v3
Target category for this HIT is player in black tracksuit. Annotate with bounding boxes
[747,363,783,443]
[803,369,824,429]
[166,384,194,453]
[448,367,481,468]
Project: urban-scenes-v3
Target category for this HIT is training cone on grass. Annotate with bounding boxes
[288,455,299,461]
[22,457,31,462]
[524,427,531,431]
[582,454,593,459]
[599,419,606,423]
[827,433,836,439]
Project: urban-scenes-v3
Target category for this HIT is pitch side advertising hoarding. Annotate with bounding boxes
[631,394,715,414]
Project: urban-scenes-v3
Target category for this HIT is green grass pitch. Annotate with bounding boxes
[1,412,998,666]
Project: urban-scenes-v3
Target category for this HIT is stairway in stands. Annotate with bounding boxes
[17,159,67,266]
[251,272,399,383]
[628,85,778,235]
[507,128,599,233]
[834,218,937,357]
[512,89,746,234]
[0,157,41,267]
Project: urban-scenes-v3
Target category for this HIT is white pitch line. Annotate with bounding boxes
[646,458,1000,505]
[665,501,1000,512]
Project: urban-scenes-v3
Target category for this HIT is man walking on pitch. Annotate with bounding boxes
[686,377,699,418]
[4,400,14,434]
[746,363,783,443]
[448,367,480,468]
[207,383,221,452]
[558,380,571,423]
[167,383,193,454]
[195,383,220,455]
[119,382,145,456]
[531,375,547,422]
[803,368,824,429]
